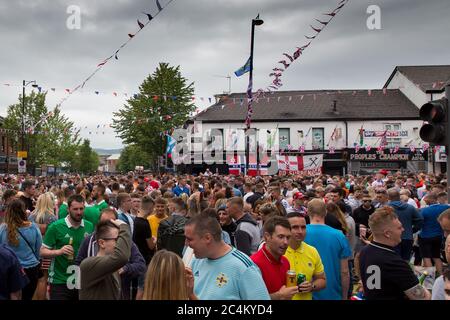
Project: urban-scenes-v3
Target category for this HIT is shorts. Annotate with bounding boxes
[418,236,443,259]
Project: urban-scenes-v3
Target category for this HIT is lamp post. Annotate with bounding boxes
[245,14,263,176]
[22,80,38,151]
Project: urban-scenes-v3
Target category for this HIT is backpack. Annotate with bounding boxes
[157,215,188,257]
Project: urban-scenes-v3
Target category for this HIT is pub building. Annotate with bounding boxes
[181,65,450,175]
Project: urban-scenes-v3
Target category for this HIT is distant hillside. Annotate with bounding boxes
[94,148,122,156]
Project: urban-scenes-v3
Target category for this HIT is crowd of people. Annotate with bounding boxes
[0,170,449,300]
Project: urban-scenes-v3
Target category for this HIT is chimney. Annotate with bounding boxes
[332,100,339,115]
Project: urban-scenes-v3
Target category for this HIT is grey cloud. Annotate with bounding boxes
[0,0,449,148]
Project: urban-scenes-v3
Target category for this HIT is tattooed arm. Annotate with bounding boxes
[404,284,431,300]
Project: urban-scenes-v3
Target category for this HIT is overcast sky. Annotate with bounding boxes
[1,0,449,149]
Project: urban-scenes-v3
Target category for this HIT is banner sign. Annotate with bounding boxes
[363,130,408,138]
[348,148,427,161]
[276,154,323,175]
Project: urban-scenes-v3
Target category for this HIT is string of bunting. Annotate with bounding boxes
[55,0,175,109]
[245,0,350,127]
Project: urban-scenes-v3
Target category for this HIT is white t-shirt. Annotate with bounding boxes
[407,198,418,209]
[243,192,254,202]
[432,275,445,300]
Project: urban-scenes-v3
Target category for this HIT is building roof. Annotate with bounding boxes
[191,89,419,123]
[384,65,450,92]
[107,154,121,161]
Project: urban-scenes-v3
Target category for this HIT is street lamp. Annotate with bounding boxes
[22,80,38,151]
[245,14,263,176]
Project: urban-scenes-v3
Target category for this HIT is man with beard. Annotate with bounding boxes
[251,216,299,300]
[40,194,94,300]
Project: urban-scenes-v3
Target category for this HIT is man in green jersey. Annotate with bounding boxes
[93,184,109,212]
[58,187,75,219]
[40,194,94,300]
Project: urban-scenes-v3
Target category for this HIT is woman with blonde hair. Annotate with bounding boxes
[29,192,57,300]
[142,250,197,300]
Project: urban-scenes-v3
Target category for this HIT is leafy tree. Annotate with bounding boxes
[3,91,80,173]
[72,139,99,174]
[112,63,195,168]
[117,144,151,173]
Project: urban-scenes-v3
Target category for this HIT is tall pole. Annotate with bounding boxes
[22,80,25,151]
[446,84,450,204]
[246,15,263,176]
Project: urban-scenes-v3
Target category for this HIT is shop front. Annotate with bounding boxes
[347,148,427,175]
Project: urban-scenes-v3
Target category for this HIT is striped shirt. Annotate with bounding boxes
[191,247,270,300]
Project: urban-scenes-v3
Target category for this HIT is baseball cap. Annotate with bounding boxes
[293,192,305,200]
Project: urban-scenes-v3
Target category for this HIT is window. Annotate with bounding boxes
[384,123,401,147]
[312,128,324,150]
[204,129,223,152]
[279,128,290,150]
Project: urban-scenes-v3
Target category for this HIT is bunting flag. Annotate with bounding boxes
[137,19,145,29]
[156,0,163,11]
[278,60,290,69]
[283,53,294,62]
[128,33,135,38]
[260,0,349,100]
[143,12,153,21]
[310,25,322,33]
[365,145,371,152]
[315,19,329,26]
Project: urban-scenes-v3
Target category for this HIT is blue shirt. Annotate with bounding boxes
[191,247,270,300]
[305,224,352,300]
[233,188,243,197]
[172,185,190,197]
[0,223,42,268]
[419,204,448,238]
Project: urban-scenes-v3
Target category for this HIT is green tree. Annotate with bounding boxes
[73,139,99,174]
[112,63,195,168]
[4,91,81,172]
[117,144,151,172]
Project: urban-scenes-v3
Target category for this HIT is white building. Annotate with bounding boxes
[181,65,450,175]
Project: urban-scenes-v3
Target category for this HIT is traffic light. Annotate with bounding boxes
[419,98,448,146]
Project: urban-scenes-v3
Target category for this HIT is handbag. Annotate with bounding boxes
[17,228,44,278]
